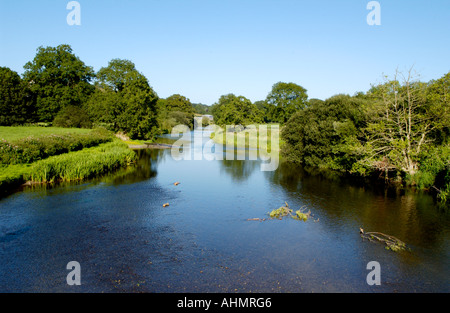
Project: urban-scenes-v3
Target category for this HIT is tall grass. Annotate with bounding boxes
[25,140,137,183]
[0,128,112,166]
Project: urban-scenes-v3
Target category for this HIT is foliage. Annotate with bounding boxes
[23,44,95,122]
[88,59,158,139]
[192,103,211,115]
[282,94,368,173]
[211,94,263,126]
[362,69,446,177]
[266,82,308,124]
[0,67,35,125]
[281,70,450,204]
[53,105,92,128]
[25,140,136,183]
[267,202,312,221]
[156,94,196,133]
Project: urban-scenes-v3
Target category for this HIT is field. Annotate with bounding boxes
[210,124,282,152]
[0,126,91,142]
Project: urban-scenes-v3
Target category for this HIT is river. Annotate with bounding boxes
[0,128,449,292]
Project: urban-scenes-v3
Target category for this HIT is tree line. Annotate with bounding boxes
[0,44,209,139]
[1,44,449,203]
[210,69,449,204]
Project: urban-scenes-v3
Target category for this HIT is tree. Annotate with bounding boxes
[96,59,137,92]
[282,94,367,172]
[211,94,263,126]
[254,100,276,123]
[363,69,445,177]
[88,59,158,139]
[156,94,196,133]
[425,71,450,144]
[118,71,158,139]
[23,44,95,122]
[266,82,308,124]
[0,67,35,125]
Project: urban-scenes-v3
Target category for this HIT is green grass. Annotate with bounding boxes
[211,125,283,152]
[0,139,137,196]
[25,140,137,183]
[0,126,91,142]
[0,127,113,166]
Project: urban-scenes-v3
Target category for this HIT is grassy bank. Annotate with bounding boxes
[1,127,112,165]
[0,139,137,196]
[210,125,284,151]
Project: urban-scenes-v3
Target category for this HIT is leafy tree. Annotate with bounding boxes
[211,94,263,126]
[96,59,136,92]
[254,100,276,123]
[156,94,196,132]
[282,94,367,172]
[425,71,450,144]
[0,67,35,125]
[23,44,95,122]
[192,103,211,115]
[88,59,158,139]
[118,71,158,139]
[266,82,308,124]
[362,69,447,177]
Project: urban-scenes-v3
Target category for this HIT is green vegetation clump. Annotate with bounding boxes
[25,140,136,183]
[269,206,292,219]
[268,202,312,222]
[282,70,450,205]
[0,128,112,166]
[360,230,408,252]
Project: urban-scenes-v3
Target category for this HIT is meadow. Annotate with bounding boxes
[0,126,91,142]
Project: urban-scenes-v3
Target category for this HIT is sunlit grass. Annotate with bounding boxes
[0,126,91,142]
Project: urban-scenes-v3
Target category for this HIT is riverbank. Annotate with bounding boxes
[210,124,284,151]
[0,127,139,198]
[0,140,137,196]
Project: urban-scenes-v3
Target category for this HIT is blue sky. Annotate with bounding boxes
[1,0,449,105]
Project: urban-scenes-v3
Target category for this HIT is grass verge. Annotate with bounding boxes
[0,140,137,196]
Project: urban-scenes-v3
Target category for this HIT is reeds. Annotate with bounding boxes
[25,140,137,183]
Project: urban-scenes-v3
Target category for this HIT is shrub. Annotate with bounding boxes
[53,105,92,128]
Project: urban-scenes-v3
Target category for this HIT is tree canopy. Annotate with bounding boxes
[0,67,34,125]
[266,82,308,124]
[87,59,159,139]
[23,44,95,122]
[211,94,263,126]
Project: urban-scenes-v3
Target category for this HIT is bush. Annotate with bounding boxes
[53,105,92,128]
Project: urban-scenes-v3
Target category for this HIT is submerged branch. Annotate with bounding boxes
[360,228,408,252]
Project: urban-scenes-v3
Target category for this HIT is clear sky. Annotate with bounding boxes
[1,0,449,105]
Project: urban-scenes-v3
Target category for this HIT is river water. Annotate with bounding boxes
[0,128,449,292]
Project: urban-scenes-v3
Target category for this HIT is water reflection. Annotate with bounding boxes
[0,131,449,293]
